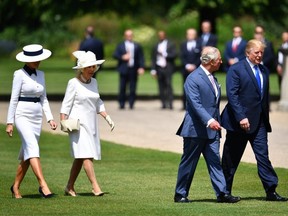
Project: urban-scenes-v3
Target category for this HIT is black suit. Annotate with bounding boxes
[113,41,145,109]
[262,39,276,72]
[180,39,202,108]
[151,39,177,109]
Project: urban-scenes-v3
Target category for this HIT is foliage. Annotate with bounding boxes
[0,124,287,215]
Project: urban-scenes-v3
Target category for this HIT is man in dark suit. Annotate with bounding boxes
[174,46,240,203]
[180,28,202,109]
[254,25,276,73]
[223,26,247,72]
[200,20,218,48]
[221,39,287,202]
[79,26,104,77]
[113,29,145,109]
[151,30,177,109]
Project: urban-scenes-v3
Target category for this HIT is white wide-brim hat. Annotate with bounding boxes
[72,50,105,69]
[16,44,52,62]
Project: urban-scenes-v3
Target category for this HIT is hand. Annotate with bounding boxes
[137,68,145,75]
[49,120,57,130]
[240,118,250,131]
[209,120,222,131]
[60,120,72,132]
[105,115,115,131]
[122,53,130,61]
[6,124,13,137]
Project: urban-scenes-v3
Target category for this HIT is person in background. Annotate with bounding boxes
[151,30,177,110]
[174,46,240,203]
[6,44,57,199]
[113,29,145,110]
[60,51,115,197]
[254,25,276,73]
[79,26,104,77]
[180,28,202,110]
[223,25,247,72]
[276,31,288,90]
[200,20,218,48]
[221,39,288,202]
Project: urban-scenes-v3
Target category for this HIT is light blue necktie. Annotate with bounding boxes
[253,65,261,91]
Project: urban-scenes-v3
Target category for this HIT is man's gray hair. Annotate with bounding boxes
[200,47,219,64]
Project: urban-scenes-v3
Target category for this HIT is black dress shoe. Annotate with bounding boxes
[217,193,241,203]
[266,192,288,201]
[174,197,192,203]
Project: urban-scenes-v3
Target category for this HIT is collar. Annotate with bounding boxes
[200,65,212,76]
[23,64,37,76]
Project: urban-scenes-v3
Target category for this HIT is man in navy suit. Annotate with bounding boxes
[113,29,145,109]
[223,26,247,72]
[200,20,218,48]
[79,26,104,77]
[174,46,240,203]
[151,30,177,109]
[180,28,202,109]
[221,39,287,202]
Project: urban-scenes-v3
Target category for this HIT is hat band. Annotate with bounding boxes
[23,49,43,56]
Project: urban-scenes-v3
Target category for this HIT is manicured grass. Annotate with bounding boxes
[0,57,280,97]
[0,124,287,215]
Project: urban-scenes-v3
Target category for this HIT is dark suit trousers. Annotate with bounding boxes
[118,68,138,108]
[175,134,227,199]
[156,66,173,108]
[222,123,278,193]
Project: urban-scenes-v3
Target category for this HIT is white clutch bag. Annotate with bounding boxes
[60,119,80,132]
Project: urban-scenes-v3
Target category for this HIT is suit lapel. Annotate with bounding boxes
[199,69,216,97]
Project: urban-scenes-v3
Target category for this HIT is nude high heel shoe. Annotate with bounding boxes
[92,189,104,196]
[64,187,77,197]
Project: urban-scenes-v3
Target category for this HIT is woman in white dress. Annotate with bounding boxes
[6,44,57,199]
[60,51,115,197]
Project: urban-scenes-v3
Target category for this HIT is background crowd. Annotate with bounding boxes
[78,22,287,110]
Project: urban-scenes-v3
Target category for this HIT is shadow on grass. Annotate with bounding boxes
[76,192,110,197]
[21,193,59,199]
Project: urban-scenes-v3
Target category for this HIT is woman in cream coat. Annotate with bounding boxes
[60,51,114,197]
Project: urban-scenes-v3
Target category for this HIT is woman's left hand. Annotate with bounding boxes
[49,120,58,130]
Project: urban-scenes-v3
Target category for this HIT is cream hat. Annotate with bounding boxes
[16,44,52,62]
[72,51,105,69]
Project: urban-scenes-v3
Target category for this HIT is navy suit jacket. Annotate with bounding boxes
[180,39,201,74]
[79,37,104,60]
[201,33,218,48]
[221,59,272,134]
[223,38,247,72]
[113,41,145,75]
[177,66,221,139]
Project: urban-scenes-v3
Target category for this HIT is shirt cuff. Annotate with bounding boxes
[207,118,215,127]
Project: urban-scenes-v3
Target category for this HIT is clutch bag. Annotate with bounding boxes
[60,119,80,132]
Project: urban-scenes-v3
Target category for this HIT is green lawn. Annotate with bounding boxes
[0,124,287,215]
[0,57,281,98]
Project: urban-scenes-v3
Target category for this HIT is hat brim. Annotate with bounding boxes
[16,49,52,62]
[72,60,105,69]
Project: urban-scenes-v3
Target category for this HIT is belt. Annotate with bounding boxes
[18,97,40,103]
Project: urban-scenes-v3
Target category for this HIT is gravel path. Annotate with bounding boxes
[1,100,287,168]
